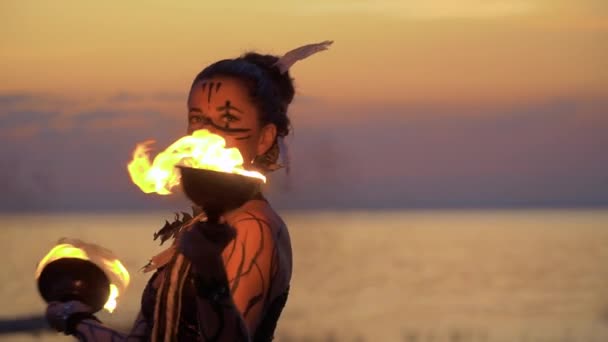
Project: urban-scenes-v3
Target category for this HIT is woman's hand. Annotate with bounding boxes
[177,221,236,273]
[45,300,94,334]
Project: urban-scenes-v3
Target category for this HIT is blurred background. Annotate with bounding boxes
[1,1,607,341]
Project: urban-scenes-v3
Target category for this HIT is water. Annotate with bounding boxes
[1,209,607,341]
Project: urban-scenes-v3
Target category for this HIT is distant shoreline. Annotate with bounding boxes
[1,205,608,215]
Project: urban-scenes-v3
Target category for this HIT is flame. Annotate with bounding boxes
[36,239,130,313]
[102,258,131,288]
[100,258,131,313]
[127,129,266,195]
[35,243,88,278]
[104,284,119,313]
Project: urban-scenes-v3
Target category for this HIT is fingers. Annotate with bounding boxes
[177,222,236,268]
[46,302,66,332]
[45,300,93,333]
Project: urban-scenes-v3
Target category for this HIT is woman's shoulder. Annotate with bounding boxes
[226,198,287,230]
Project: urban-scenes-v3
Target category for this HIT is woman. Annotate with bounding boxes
[45,41,332,341]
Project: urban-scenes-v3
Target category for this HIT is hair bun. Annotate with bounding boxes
[241,53,295,106]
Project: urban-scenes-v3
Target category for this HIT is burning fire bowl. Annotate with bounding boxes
[37,258,110,313]
[178,166,262,222]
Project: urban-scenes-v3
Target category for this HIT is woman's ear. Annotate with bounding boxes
[257,123,277,156]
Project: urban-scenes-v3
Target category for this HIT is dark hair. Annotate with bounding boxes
[191,52,295,139]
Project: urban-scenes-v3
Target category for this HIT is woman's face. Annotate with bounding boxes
[187,76,276,168]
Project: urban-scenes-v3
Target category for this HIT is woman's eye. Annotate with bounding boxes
[189,116,201,124]
[222,114,238,123]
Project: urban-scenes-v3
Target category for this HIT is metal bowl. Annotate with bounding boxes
[37,258,110,312]
[177,166,262,222]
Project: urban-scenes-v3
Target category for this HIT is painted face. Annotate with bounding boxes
[187,76,275,168]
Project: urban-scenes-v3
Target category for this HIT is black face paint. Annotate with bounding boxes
[199,116,251,134]
[200,82,222,104]
[207,82,215,103]
[191,93,253,141]
[217,100,243,114]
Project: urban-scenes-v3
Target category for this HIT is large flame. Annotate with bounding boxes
[36,239,130,313]
[127,129,266,195]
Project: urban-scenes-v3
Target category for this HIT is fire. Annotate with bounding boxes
[104,284,119,313]
[100,258,130,313]
[36,238,130,313]
[35,243,88,277]
[127,129,266,195]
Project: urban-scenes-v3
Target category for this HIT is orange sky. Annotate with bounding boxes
[1,0,606,104]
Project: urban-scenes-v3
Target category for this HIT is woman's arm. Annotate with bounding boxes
[222,211,276,332]
[72,312,149,342]
[178,211,276,341]
[71,318,126,342]
[46,302,149,342]
[192,256,251,341]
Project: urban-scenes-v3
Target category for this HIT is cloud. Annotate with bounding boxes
[0,93,36,107]
[107,92,144,103]
[271,95,608,208]
[0,93,70,116]
[0,95,186,210]
[106,91,185,104]
[0,91,185,139]
[1,91,607,211]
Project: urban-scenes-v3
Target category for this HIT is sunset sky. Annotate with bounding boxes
[1,0,607,211]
